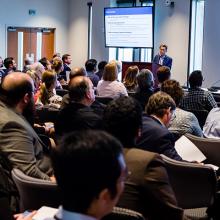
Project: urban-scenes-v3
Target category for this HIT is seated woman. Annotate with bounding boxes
[51,58,64,89]
[96,62,128,99]
[123,65,139,93]
[35,70,62,109]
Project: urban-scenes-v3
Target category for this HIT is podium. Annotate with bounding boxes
[122,61,161,88]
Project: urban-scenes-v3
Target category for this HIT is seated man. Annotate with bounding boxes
[103,96,184,219]
[154,66,171,92]
[136,91,183,161]
[134,69,154,110]
[55,75,103,137]
[85,59,99,87]
[161,79,203,137]
[51,130,126,220]
[180,70,217,112]
[203,107,220,138]
[0,72,53,180]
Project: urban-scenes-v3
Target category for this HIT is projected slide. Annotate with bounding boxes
[105,7,153,48]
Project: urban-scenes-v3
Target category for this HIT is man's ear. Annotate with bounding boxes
[85,90,91,100]
[23,93,30,104]
[99,188,112,203]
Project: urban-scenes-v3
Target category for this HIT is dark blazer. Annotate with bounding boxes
[59,63,71,81]
[0,101,52,180]
[134,88,154,111]
[153,54,172,69]
[136,115,182,161]
[117,148,184,220]
[55,102,103,137]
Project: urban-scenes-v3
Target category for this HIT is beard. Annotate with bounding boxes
[22,97,36,126]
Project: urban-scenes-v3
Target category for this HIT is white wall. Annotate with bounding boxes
[202,0,220,88]
[154,0,191,85]
[68,0,110,68]
[68,0,88,68]
[91,0,110,63]
[0,0,69,59]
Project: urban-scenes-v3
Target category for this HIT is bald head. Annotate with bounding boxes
[69,76,94,104]
[69,67,87,80]
[0,72,34,107]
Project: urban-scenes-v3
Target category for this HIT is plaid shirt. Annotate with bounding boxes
[180,88,217,112]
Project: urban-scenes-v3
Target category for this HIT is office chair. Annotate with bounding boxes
[185,133,220,167]
[11,168,60,211]
[161,154,217,219]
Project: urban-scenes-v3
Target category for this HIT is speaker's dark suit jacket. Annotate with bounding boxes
[117,148,184,220]
[136,115,182,161]
[153,54,172,69]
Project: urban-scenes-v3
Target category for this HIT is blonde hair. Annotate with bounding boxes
[39,70,56,105]
[102,62,118,81]
[52,58,63,73]
[123,66,139,90]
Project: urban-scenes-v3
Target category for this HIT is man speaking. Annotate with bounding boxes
[153,44,172,69]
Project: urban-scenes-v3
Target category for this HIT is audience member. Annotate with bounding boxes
[51,58,64,89]
[153,44,172,69]
[23,57,34,73]
[110,60,122,81]
[85,59,99,87]
[26,62,45,79]
[180,70,217,112]
[50,130,126,220]
[155,66,171,92]
[55,75,102,137]
[0,56,3,68]
[97,62,128,99]
[161,79,203,137]
[95,60,107,80]
[134,69,154,110]
[123,65,138,92]
[39,57,52,71]
[26,70,41,93]
[70,67,87,78]
[3,57,17,77]
[61,67,87,108]
[59,54,72,81]
[103,96,184,219]
[35,70,62,109]
[203,107,220,138]
[52,52,61,59]
[136,91,183,161]
[0,72,53,180]
[0,56,4,82]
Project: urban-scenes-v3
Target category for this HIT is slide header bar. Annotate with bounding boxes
[105,7,152,16]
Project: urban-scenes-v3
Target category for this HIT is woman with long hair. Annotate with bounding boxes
[123,65,139,92]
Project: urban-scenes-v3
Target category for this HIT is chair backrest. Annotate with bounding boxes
[187,109,209,128]
[56,89,69,97]
[185,133,220,167]
[11,168,60,211]
[35,107,59,123]
[102,207,145,220]
[161,155,217,209]
[95,96,113,105]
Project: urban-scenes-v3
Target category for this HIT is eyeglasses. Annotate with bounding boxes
[170,111,176,122]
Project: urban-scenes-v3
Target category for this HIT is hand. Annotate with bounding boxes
[14,211,37,220]
[50,175,56,182]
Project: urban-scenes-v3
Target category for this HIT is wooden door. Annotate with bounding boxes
[7,27,55,71]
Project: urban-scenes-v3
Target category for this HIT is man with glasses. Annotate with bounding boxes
[136,91,183,161]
